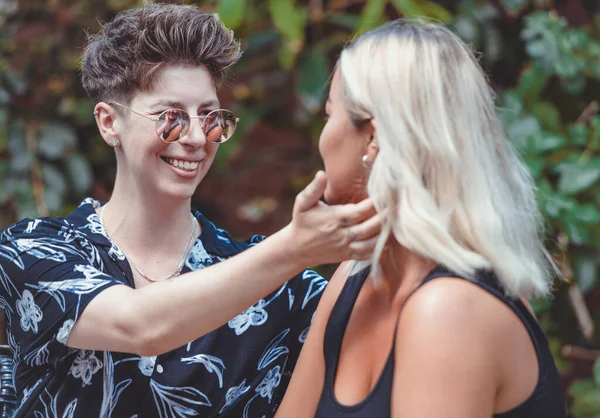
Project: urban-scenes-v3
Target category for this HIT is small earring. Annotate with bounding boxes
[93,111,99,116]
[361,154,371,169]
[110,138,119,147]
[369,141,378,149]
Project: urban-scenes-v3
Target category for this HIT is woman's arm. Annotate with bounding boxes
[274,261,354,418]
[68,173,381,356]
[391,278,503,418]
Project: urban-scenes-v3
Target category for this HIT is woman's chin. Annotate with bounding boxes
[323,189,353,206]
[322,189,337,205]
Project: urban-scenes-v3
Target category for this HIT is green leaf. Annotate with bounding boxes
[42,163,67,196]
[555,54,585,79]
[570,379,596,397]
[0,88,9,105]
[588,41,600,77]
[66,153,92,194]
[268,0,307,42]
[568,124,589,147]
[391,0,422,17]
[44,187,63,213]
[268,0,307,68]
[391,0,452,22]
[564,215,590,245]
[38,122,77,160]
[278,40,303,69]
[573,254,599,294]
[531,101,561,132]
[540,191,576,218]
[562,29,590,51]
[516,64,548,104]
[525,39,551,60]
[498,92,524,127]
[501,0,528,15]
[298,48,329,114]
[507,116,541,150]
[217,0,247,30]
[10,149,33,173]
[590,116,600,151]
[521,12,571,75]
[453,17,478,44]
[557,160,600,195]
[482,25,503,64]
[357,0,386,34]
[589,61,600,78]
[575,204,600,225]
[324,13,360,30]
[528,295,552,314]
[532,131,567,153]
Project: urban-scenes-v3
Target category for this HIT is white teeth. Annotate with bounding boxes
[165,158,199,171]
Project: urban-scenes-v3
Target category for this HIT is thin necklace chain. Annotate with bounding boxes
[99,204,197,282]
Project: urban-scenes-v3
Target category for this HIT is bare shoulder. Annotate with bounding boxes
[399,276,518,335]
[395,275,521,372]
[390,276,510,416]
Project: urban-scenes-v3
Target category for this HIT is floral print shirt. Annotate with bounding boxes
[0,198,327,418]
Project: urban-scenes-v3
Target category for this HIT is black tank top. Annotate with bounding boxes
[315,266,567,418]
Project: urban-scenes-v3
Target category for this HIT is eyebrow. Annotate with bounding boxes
[151,99,221,110]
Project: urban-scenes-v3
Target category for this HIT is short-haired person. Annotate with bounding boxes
[276,20,567,418]
[0,4,380,417]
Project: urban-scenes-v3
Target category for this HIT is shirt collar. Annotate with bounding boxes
[67,198,250,257]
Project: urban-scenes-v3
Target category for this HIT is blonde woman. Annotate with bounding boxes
[275,20,567,418]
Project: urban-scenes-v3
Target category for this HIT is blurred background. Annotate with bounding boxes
[0,0,599,415]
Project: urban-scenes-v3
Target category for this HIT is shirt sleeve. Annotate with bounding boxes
[0,219,124,370]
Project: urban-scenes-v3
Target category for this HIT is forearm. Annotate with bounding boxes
[131,225,306,355]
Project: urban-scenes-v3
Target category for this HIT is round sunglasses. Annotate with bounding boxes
[109,101,239,144]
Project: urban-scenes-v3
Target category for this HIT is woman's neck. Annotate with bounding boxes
[101,180,198,262]
[377,240,437,304]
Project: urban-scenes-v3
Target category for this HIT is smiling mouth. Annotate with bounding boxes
[161,157,200,171]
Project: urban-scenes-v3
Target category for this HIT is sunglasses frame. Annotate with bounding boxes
[109,101,239,144]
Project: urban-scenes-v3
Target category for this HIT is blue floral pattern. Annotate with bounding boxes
[15,289,43,334]
[0,198,326,417]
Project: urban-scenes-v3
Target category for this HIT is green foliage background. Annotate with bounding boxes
[1,0,600,415]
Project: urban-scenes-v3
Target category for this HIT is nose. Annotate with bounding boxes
[177,118,207,148]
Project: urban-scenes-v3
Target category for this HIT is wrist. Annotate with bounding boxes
[271,224,310,272]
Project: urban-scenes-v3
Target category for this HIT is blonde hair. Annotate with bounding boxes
[339,20,556,296]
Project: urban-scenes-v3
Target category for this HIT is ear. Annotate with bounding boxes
[93,102,122,147]
[365,119,379,160]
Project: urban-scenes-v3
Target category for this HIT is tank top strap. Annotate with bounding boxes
[323,266,372,382]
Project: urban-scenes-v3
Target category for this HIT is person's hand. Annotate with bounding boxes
[283,170,381,267]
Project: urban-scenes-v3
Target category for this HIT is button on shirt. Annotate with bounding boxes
[0,198,327,417]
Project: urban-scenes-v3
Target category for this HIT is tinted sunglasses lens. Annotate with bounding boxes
[203,110,237,143]
[156,110,190,143]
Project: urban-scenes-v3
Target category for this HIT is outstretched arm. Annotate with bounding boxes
[68,172,381,356]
